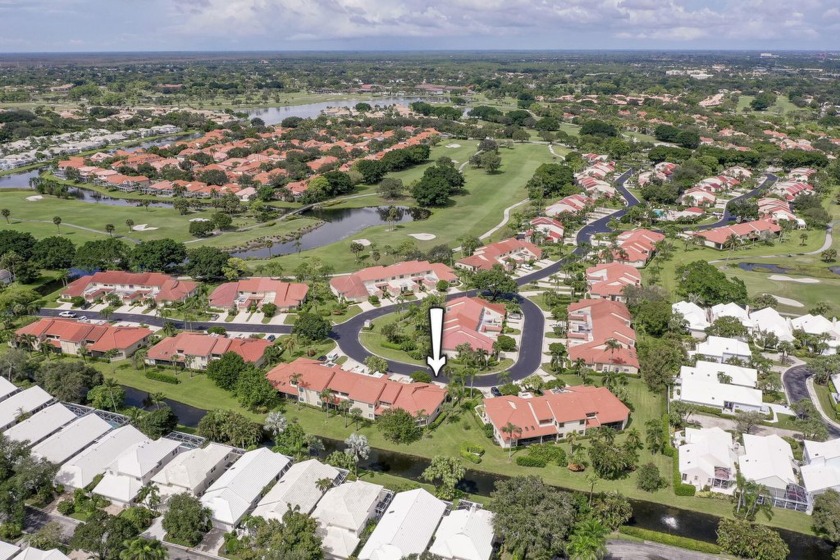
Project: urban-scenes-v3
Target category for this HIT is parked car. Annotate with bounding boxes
[78,316,88,322]
[490,386,502,397]
[58,311,77,318]
[267,335,276,342]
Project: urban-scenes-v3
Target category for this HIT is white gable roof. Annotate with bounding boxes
[110,438,181,479]
[3,403,76,446]
[15,549,69,560]
[739,434,796,490]
[801,463,840,495]
[711,303,749,323]
[804,439,840,465]
[791,314,839,337]
[201,448,291,526]
[56,425,148,489]
[92,472,143,503]
[0,386,53,430]
[31,413,112,464]
[695,336,751,360]
[359,489,446,560]
[747,307,793,342]
[429,507,495,560]
[678,427,736,480]
[313,480,384,533]
[0,541,20,560]
[684,361,758,388]
[253,459,340,520]
[677,375,763,409]
[672,301,709,331]
[0,377,19,402]
[152,443,234,494]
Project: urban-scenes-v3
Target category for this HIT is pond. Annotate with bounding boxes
[117,387,831,558]
[230,205,428,259]
[245,97,425,124]
[0,169,41,189]
[737,262,791,274]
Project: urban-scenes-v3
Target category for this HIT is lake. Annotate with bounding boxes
[245,97,424,124]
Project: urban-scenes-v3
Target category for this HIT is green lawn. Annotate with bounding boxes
[0,189,320,249]
[736,95,802,116]
[250,142,559,273]
[98,357,814,535]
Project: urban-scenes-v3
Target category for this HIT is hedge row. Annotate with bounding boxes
[145,371,180,384]
[618,526,721,555]
[663,414,696,496]
[515,455,548,468]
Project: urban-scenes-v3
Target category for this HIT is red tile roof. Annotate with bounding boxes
[586,262,641,298]
[209,278,308,309]
[16,319,151,353]
[146,333,272,364]
[330,261,456,300]
[483,386,630,442]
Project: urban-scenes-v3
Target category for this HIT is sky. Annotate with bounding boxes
[0,0,839,52]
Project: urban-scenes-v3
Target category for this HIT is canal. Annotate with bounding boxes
[121,386,832,557]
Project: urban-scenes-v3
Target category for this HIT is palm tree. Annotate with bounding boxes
[501,422,522,460]
[724,233,740,253]
[101,378,121,412]
[604,338,621,362]
[126,219,135,233]
[119,538,168,560]
[263,411,287,438]
[344,432,370,477]
[800,232,809,246]
[315,477,334,493]
[567,518,608,560]
[53,216,62,233]
[132,348,148,372]
[266,239,274,258]
[106,224,115,237]
[1,209,9,224]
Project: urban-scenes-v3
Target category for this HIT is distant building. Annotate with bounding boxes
[14,319,152,360]
[330,260,457,302]
[209,278,308,312]
[586,262,641,302]
[61,271,197,305]
[146,333,272,370]
[455,238,542,272]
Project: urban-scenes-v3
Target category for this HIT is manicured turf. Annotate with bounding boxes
[0,189,319,248]
[736,94,801,116]
[251,141,563,273]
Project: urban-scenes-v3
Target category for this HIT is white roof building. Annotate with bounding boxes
[694,336,751,364]
[747,307,793,343]
[0,377,19,403]
[672,301,709,336]
[791,314,840,353]
[15,549,69,560]
[710,303,749,324]
[0,541,20,560]
[201,448,291,530]
[151,443,237,498]
[428,505,495,560]
[56,425,149,489]
[675,361,765,414]
[3,403,77,446]
[0,386,54,430]
[676,427,738,492]
[801,439,840,497]
[93,438,183,505]
[252,459,341,520]
[359,489,446,560]
[739,434,797,492]
[313,480,388,559]
[31,413,113,464]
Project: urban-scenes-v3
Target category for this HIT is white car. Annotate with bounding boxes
[58,311,77,318]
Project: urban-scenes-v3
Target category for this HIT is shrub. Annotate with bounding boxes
[368,295,380,305]
[459,443,484,464]
[515,455,547,468]
[145,371,180,384]
[498,383,519,396]
[482,423,495,439]
[57,500,75,515]
[526,444,566,466]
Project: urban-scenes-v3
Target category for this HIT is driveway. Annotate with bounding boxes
[692,414,802,439]
[606,539,725,560]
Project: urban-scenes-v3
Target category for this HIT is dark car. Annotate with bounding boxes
[490,386,502,397]
[267,335,276,342]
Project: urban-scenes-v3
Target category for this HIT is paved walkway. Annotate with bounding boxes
[606,539,725,560]
[692,414,802,439]
[804,220,837,255]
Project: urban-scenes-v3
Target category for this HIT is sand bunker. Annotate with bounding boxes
[409,233,437,241]
[25,195,43,201]
[132,224,158,231]
[445,143,462,148]
[771,295,804,308]
[189,217,210,222]
[768,274,820,284]
[352,238,371,246]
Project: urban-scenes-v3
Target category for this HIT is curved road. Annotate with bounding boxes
[782,364,840,438]
[332,169,637,385]
[695,173,777,231]
[40,170,639,387]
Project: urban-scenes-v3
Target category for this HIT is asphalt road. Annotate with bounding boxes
[695,173,777,231]
[333,168,636,385]
[783,364,840,438]
[38,169,636,387]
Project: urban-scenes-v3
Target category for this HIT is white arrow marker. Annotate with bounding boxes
[426,306,447,377]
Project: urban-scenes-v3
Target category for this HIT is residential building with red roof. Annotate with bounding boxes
[614,228,665,268]
[15,319,152,360]
[770,180,813,201]
[442,297,506,354]
[209,278,308,312]
[545,193,592,217]
[146,333,273,370]
[455,238,542,272]
[527,217,565,244]
[567,299,639,374]
[694,219,781,250]
[61,272,198,305]
[480,386,630,448]
[586,263,641,303]
[266,358,446,425]
[329,261,457,302]
[757,198,802,226]
[680,187,717,207]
